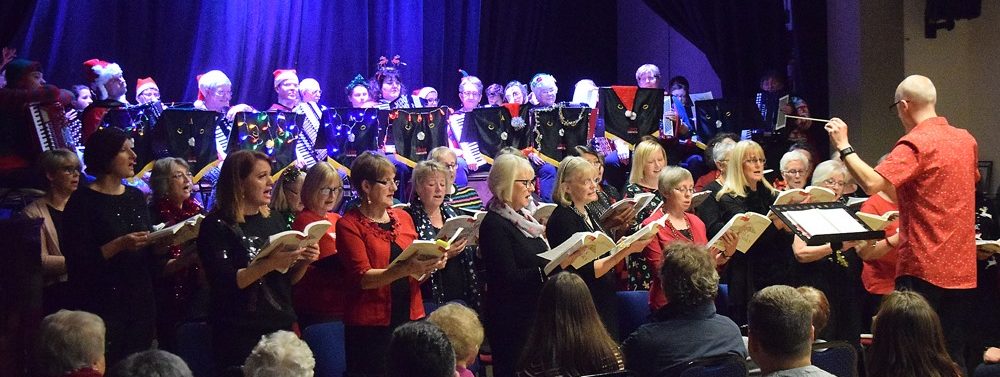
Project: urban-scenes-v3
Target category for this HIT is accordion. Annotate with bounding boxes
[30,102,80,152]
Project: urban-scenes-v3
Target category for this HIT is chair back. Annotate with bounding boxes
[175,322,214,377]
[617,290,651,337]
[811,341,858,377]
[715,283,730,317]
[302,321,347,377]
[677,353,748,377]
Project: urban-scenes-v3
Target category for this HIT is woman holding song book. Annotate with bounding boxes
[623,137,668,290]
[546,156,651,341]
[196,150,320,371]
[711,140,795,324]
[291,162,346,328]
[404,160,479,310]
[336,151,444,377]
[642,166,738,311]
[791,159,865,344]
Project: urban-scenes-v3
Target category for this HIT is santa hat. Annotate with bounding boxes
[272,69,298,88]
[135,77,158,101]
[196,73,206,101]
[83,58,123,100]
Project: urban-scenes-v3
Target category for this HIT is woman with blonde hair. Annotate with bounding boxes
[623,136,667,290]
[478,153,550,377]
[270,166,305,228]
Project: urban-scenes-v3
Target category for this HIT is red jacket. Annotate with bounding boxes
[292,210,345,320]
[643,210,709,310]
[336,207,423,326]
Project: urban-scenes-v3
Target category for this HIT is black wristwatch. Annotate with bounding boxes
[839,146,856,159]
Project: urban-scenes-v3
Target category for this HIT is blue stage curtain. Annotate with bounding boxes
[14,0,479,109]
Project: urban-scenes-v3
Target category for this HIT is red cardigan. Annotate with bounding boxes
[336,207,423,326]
[642,210,709,310]
[292,210,345,319]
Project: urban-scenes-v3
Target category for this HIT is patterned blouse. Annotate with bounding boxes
[405,199,482,311]
[623,183,663,291]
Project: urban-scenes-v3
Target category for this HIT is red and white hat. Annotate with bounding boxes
[196,73,206,101]
[273,69,298,88]
[135,77,158,101]
[83,58,123,100]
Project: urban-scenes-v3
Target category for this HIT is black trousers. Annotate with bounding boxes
[896,275,974,375]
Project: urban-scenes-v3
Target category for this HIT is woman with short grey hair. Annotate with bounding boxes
[35,310,106,377]
[243,330,316,377]
[106,350,192,377]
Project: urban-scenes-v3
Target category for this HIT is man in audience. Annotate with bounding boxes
[35,310,107,377]
[243,330,316,377]
[747,285,833,377]
[106,350,192,377]
[826,74,977,372]
[388,321,458,377]
[623,243,747,377]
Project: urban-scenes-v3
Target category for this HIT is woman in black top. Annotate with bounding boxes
[696,138,737,238]
[546,157,649,341]
[404,160,477,310]
[61,128,159,365]
[712,140,796,325]
[197,150,319,371]
[479,154,550,377]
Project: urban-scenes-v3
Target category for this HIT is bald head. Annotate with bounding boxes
[895,75,936,108]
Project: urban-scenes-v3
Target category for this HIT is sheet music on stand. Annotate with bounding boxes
[770,201,885,246]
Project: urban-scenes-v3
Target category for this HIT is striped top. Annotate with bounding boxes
[447,185,484,213]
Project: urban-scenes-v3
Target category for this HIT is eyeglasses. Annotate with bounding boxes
[319,187,343,197]
[59,166,82,175]
[783,169,807,176]
[823,178,847,188]
[459,91,481,98]
[744,157,767,165]
[515,178,537,188]
[171,171,194,180]
[673,187,696,195]
[372,179,398,187]
[888,99,906,111]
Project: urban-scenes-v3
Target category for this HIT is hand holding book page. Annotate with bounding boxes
[532,203,558,225]
[856,211,899,231]
[600,201,641,236]
[707,212,772,253]
[600,192,656,222]
[149,214,205,246]
[388,231,463,280]
[251,220,332,273]
[435,211,487,245]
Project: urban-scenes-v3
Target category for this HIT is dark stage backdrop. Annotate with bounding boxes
[13,0,481,109]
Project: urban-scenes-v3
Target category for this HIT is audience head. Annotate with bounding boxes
[301,162,343,215]
[345,74,371,108]
[36,310,106,377]
[418,87,439,107]
[518,272,619,375]
[504,80,528,104]
[486,83,504,106]
[197,70,233,111]
[375,68,405,103]
[298,78,322,103]
[107,350,192,377]
[149,157,193,203]
[388,321,456,377]
[134,77,160,105]
[868,290,960,377]
[629,136,666,186]
[458,76,483,111]
[213,150,272,223]
[573,145,606,182]
[571,79,598,107]
[658,166,695,212]
[811,160,848,199]
[710,137,737,174]
[554,156,598,207]
[427,303,485,368]
[5,58,45,90]
[428,146,459,186]
[747,285,814,364]
[38,148,81,194]
[667,76,690,100]
[635,64,661,89]
[529,73,558,106]
[795,286,830,338]
[721,140,774,198]
[83,59,126,101]
[272,69,300,104]
[84,127,134,179]
[894,75,938,129]
[410,160,449,206]
[349,151,397,210]
[243,330,316,377]
[71,85,94,110]
[779,150,811,190]
[271,166,305,214]
[487,153,535,211]
[659,243,718,306]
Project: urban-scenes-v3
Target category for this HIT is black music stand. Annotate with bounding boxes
[380,107,450,167]
[530,105,591,165]
[315,108,381,175]
[99,102,163,176]
[598,87,664,146]
[152,109,222,182]
[228,111,303,176]
[770,201,885,246]
[468,104,533,159]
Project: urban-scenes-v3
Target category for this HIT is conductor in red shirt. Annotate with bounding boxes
[825,75,978,373]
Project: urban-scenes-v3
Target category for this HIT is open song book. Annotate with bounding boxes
[856,211,899,231]
[250,220,333,273]
[600,192,660,221]
[435,211,487,245]
[773,186,837,205]
[537,214,666,274]
[388,231,465,280]
[707,212,771,253]
[771,202,885,245]
[149,214,205,246]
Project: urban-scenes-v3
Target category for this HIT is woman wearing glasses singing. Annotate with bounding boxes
[776,150,812,190]
[337,151,444,377]
[479,153,550,377]
[711,140,794,324]
[791,159,865,344]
